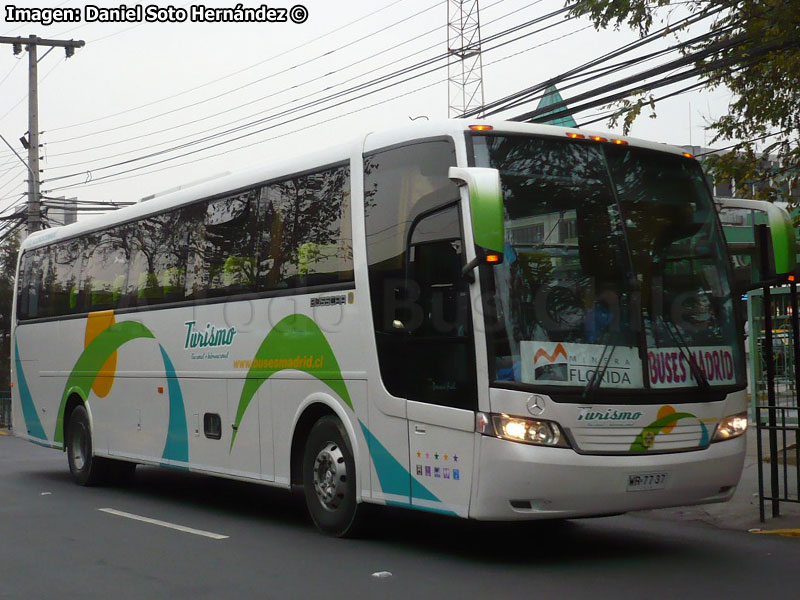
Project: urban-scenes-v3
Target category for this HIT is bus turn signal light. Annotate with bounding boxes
[485,253,501,263]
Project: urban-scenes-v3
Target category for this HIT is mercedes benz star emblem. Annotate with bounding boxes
[526,395,546,416]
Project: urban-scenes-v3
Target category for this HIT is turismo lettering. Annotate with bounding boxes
[184,321,237,349]
[577,407,643,422]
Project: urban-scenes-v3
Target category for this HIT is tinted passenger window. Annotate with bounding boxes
[48,240,84,315]
[364,140,477,410]
[18,250,45,320]
[126,208,194,306]
[262,165,353,290]
[15,164,354,320]
[186,190,261,299]
[80,228,131,312]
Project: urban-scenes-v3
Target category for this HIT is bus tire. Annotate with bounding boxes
[66,404,106,486]
[302,416,359,537]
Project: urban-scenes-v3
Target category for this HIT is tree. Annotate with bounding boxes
[566,0,800,202]
[0,234,20,391]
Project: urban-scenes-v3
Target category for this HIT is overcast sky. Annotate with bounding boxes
[0,0,733,219]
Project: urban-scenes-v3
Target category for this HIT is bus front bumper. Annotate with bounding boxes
[470,434,746,520]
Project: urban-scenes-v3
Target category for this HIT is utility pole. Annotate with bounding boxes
[0,35,84,234]
[447,0,485,118]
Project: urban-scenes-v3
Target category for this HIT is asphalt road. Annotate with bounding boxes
[2,432,799,600]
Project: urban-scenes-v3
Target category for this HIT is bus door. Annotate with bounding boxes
[404,210,477,517]
[364,140,478,516]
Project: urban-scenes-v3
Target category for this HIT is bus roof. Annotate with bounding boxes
[21,119,692,252]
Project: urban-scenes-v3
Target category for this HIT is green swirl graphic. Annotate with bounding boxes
[630,411,709,452]
[230,314,351,450]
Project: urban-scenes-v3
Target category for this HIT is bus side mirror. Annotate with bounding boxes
[718,198,797,291]
[448,167,504,280]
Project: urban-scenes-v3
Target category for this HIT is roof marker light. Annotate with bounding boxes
[469,124,493,131]
[566,132,585,139]
[611,139,628,145]
[590,136,608,142]
[683,152,695,159]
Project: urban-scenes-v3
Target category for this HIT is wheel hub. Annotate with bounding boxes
[71,423,86,470]
[313,442,348,510]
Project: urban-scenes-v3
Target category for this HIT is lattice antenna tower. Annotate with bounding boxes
[447,0,485,118]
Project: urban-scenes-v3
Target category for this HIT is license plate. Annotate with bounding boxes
[627,472,669,491]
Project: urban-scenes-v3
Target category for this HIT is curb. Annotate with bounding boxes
[749,528,800,538]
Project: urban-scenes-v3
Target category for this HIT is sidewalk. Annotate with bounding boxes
[635,425,800,534]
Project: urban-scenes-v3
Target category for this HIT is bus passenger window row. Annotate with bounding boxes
[17,165,354,320]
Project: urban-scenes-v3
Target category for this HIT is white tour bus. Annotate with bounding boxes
[10,120,795,536]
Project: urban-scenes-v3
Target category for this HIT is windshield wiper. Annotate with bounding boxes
[582,330,616,399]
[662,319,710,389]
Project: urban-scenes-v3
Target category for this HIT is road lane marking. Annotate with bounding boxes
[98,508,229,539]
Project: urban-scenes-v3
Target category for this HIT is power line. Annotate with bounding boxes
[0,0,76,36]
[39,0,530,150]
[25,12,704,203]
[463,5,726,117]
[14,2,742,203]
[0,167,26,198]
[0,54,66,123]
[44,0,435,136]
[0,194,25,217]
[578,78,710,128]
[42,11,574,187]
[0,35,85,233]
[0,56,22,87]
[39,0,528,166]
[1,11,435,162]
[46,75,447,195]
[511,33,798,126]
[0,0,527,170]
[44,23,449,161]
[696,129,794,156]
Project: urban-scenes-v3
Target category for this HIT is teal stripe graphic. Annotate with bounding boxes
[159,345,188,466]
[359,420,454,515]
[14,341,47,441]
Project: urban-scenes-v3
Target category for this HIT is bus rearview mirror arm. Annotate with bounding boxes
[462,256,481,282]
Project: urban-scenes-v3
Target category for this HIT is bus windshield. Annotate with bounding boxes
[472,133,744,393]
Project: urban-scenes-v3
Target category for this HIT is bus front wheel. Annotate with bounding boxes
[302,416,360,536]
[67,404,106,486]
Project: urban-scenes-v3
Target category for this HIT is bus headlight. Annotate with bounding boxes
[712,412,748,442]
[476,412,570,448]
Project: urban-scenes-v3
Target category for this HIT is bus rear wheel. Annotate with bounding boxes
[67,404,106,486]
[302,416,360,537]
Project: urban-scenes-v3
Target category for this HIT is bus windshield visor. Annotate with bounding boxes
[472,134,744,393]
